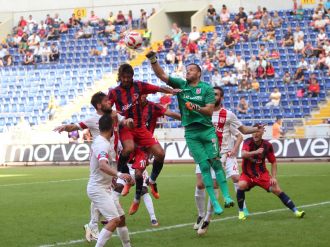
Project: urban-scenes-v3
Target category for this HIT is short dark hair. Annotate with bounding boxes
[91,91,107,110]
[99,113,113,132]
[186,63,202,74]
[118,63,134,78]
[213,86,224,97]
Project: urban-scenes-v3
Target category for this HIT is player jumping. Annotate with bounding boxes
[237,125,305,220]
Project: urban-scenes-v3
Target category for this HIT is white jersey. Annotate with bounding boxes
[76,112,119,161]
[88,135,114,187]
[212,108,242,153]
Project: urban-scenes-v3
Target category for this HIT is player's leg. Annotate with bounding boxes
[84,202,100,241]
[269,180,305,218]
[118,127,135,174]
[194,168,206,230]
[129,168,143,215]
[142,186,159,226]
[236,174,251,220]
[96,217,120,247]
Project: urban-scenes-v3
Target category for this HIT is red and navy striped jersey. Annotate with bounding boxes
[108,81,160,128]
[143,101,166,134]
[241,138,276,177]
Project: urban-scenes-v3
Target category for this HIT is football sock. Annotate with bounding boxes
[194,186,206,217]
[96,228,112,247]
[134,175,144,201]
[117,153,130,174]
[116,226,131,247]
[210,159,231,200]
[199,160,218,207]
[237,189,245,211]
[150,159,164,182]
[278,192,297,212]
[143,193,157,220]
[205,188,219,222]
[234,183,247,209]
[89,202,100,230]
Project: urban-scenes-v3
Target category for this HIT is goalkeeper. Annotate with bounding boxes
[146,51,234,214]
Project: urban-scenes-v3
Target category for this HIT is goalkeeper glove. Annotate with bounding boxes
[185,102,201,111]
[146,51,157,64]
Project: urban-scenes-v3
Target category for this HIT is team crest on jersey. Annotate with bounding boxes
[219,117,226,123]
[211,138,216,143]
[98,151,109,160]
[133,93,139,100]
[196,88,201,94]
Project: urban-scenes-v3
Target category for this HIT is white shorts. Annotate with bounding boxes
[87,185,125,221]
[220,153,239,179]
[195,165,216,179]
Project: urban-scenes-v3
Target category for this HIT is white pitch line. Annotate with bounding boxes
[0,178,87,187]
[38,200,330,247]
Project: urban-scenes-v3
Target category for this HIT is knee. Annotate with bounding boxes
[231,175,240,184]
[111,217,121,227]
[154,150,165,160]
[118,216,126,227]
[141,186,148,195]
[196,180,205,190]
[271,186,282,195]
[238,181,248,191]
[114,184,124,193]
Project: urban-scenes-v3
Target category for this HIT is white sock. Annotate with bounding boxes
[205,188,219,222]
[234,182,246,209]
[116,226,131,247]
[95,228,112,247]
[89,202,100,230]
[143,193,157,220]
[195,187,206,217]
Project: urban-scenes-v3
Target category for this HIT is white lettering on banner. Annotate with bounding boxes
[34,145,50,162]
[310,138,328,157]
[49,145,61,161]
[269,139,283,157]
[74,144,90,161]
[283,139,295,157]
[10,145,33,161]
[296,139,311,156]
[62,144,76,160]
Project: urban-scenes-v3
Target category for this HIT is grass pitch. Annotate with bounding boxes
[0,163,330,247]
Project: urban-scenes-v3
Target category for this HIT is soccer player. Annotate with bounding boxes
[87,113,132,247]
[196,86,263,235]
[108,63,179,198]
[146,51,233,215]
[236,125,305,220]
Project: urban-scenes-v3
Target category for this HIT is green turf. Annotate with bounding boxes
[0,163,330,247]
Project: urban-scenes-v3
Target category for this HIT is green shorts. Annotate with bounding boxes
[185,124,219,164]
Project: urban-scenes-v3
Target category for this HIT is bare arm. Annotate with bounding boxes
[194,103,214,117]
[147,52,170,83]
[241,147,264,158]
[238,125,265,135]
[229,132,243,157]
[270,161,277,178]
[53,124,79,133]
[164,109,181,120]
[99,160,131,181]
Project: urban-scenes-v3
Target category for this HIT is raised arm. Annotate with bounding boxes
[164,109,181,120]
[146,51,169,83]
[53,124,79,133]
[238,124,265,135]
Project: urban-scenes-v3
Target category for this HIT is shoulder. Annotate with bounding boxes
[263,140,274,149]
[244,137,253,145]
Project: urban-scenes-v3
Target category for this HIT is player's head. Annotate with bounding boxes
[213,86,224,107]
[252,123,264,142]
[186,63,201,83]
[99,113,113,133]
[91,91,112,114]
[118,63,134,86]
[141,94,148,104]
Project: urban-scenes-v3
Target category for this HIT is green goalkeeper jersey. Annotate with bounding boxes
[168,76,215,129]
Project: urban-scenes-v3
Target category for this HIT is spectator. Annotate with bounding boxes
[325,0,330,11]
[33,43,42,63]
[234,54,246,73]
[18,33,29,54]
[302,42,315,57]
[282,71,292,84]
[266,61,275,78]
[139,10,148,29]
[27,15,37,33]
[108,12,116,23]
[75,22,93,39]
[238,79,251,93]
[323,40,330,54]
[202,58,215,72]
[180,32,188,49]
[59,21,68,34]
[89,11,100,26]
[271,11,283,27]
[269,49,280,59]
[27,33,40,50]
[260,11,271,29]
[0,45,12,66]
[187,41,198,54]
[236,7,247,23]
[247,55,259,73]
[116,10,126,25]
[228,71,238,86]
[223,33,235,49]
[325,53,330,71]
[53,13,61,23]
[45,14,54,26]
[222,71,231,85]
[206,4,217,25]
[251,78,260,92]
[165,49,176,64]
[149,8,156,17]
[188,26,200,43]
[281,27,294,47]
[22,51,35,65]
[90,41,105,56]
[295,5,304,20]
[248,25,262,41]
[316,53,327,70]
[50,43,59,62]
[40,43,51,63]
[163,35,173,51]
[317,29,328,46]
[127,10,133,29]
[96,21,106,37]
[237,96,249,114]
[262,22,276,42]
[211,70,223,86]
[266,87,281,107]
[272,117,284,139]
[68,13,80,28]
[104,21,115,37]
[294,36,305,54]
[47,27,60,40]
[5,34,15,48]
[18,16,27,28]
[217,49,227,68]
[226,50,236,67]
[307,79,320,97]
[256,60,266,79]
[258,44,269,60]
[314,16,328,31]
[219,5,230,24]
[293,67,305,83]
[298,57,308,70]
[293,26,304,43]
[142,28,152,47]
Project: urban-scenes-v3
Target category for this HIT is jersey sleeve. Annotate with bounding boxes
[242,139,251,152]
[228,111,243,130]
[108,88,116,106]
[94,142,111,162]
[168,76,186,89]
[154,103,167,117]
[140,82,160,94]
[266,142,276,163]
[204,86,215,105]
[76,116,93,130]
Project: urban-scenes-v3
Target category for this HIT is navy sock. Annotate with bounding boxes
[150,159,164,182]
[278,192,297,212]
[134,175,143,201]
[237,189,245,211]
[117,153,130,174]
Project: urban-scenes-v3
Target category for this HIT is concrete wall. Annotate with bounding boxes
[148,8,172,43]
[191,5,208,31]
[0,13,14,41]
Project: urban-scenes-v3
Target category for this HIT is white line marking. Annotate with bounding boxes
[38,200,330,247]
[0,178,87,188]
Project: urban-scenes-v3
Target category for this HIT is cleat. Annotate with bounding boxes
[121,184,132,196]
[224,198,235,208]
[151,219,159,227]
[238,211,246,221]
[213,201,224,215]
[129,201,140,215]
[295,210,305,218]
[197,221,210,236]
[90,227,99,241]
[243,208,250,217]
[146,178,160,199]
[84,224,99,242]
[193,216,203,230]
